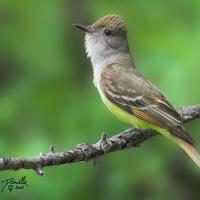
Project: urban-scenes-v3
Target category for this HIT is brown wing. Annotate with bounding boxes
[100,64,194,145]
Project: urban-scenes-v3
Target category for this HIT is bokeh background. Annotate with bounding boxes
[0,0,200,199]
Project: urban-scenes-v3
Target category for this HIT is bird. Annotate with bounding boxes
[73,14,200,167]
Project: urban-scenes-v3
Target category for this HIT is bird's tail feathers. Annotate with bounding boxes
[174,137,200,168]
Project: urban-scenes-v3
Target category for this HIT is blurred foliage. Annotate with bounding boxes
[0,0,200,199]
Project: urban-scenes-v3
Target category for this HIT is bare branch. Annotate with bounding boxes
[0,104,199,175]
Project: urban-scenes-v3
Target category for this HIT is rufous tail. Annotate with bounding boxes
[174,137,200,167]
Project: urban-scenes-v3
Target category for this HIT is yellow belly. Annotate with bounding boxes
[102,94,149,127]
[100,91,169,136]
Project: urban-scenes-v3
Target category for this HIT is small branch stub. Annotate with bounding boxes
[35,164,45,176]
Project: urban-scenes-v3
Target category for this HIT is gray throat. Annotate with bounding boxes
[89,49,134,87]
[91,50,134,68]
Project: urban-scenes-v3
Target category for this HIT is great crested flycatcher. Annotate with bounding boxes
[73,14,200,167]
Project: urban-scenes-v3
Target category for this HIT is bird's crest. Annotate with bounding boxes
[93,14,126,29]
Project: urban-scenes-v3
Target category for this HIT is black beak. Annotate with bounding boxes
[73,23,95,33]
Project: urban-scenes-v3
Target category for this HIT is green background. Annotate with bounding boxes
[0,0,200,199]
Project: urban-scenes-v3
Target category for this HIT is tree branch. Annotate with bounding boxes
[0,104,199,175]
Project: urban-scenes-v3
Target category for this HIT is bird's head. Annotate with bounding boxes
[73,15,130,64]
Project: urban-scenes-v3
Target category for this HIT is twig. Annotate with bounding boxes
[0,104,199,175]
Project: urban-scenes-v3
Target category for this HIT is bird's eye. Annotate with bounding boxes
[104,29,112,36]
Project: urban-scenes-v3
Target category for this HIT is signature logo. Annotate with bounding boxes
[1,176,29,192]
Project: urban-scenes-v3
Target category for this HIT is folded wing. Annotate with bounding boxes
[100,64,194,145]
